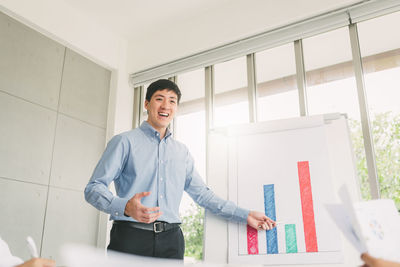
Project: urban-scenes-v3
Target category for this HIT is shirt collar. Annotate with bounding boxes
[139,121,172,140]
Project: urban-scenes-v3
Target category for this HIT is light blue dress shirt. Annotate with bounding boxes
[84,121,249,223]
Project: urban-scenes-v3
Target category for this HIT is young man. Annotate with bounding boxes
[85,79,275,259]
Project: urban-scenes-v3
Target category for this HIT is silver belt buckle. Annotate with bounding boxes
[153,222,162,233]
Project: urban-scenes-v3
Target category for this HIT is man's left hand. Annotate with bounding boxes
[247,211,276,230]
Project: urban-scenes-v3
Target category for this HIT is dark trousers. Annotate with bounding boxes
[107,222,185,259]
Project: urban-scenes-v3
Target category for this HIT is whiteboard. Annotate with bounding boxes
[203,114,362,266]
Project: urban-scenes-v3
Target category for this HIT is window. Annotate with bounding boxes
[302,27,369,198]
[357,11,400,207]
[214,57,249,127]
[140,82,150,123]
[175,69,206,261]
[256,43,299,121]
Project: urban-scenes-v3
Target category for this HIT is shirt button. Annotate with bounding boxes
[160,177,163,181]
[160,195,163,199]
[115,212,119,216]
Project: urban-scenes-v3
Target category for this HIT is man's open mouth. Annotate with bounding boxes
[159,112,169,117]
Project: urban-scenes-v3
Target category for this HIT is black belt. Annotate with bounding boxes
[113,220,180,233]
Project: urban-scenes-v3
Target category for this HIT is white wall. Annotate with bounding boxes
[0,12,111,265]
[0,0,135,257]
[0,0,134,137]
[0,0,120,69]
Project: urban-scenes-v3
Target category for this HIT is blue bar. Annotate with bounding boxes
[264,184,278,254]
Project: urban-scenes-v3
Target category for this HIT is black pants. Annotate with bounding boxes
[107,222,185,259]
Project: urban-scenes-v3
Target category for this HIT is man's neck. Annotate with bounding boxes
[146,120,167,139]
[159,131,166,140]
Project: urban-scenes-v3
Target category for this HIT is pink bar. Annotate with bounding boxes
[247,224,259,254]
[298,161,318,252]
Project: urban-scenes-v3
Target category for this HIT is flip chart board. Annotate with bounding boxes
[203,114,362,266]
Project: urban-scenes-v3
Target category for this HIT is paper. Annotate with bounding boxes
[325,204,364,252]
[61,243,257,267]
[353,199,400,262]
[61,243,182,267]
[326,186,400,263]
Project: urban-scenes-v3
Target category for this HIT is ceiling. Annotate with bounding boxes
[0,0,367,71]
[60,0,364,71]
[63,0,365,42]
[63,0,232,40]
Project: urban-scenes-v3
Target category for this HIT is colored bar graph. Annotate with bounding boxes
[298,161,318,252]
[247,225,259,254]
[285,224,298,253]
[264,184,278,254]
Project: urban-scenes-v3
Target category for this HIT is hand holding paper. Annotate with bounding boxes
[325,185,400,263]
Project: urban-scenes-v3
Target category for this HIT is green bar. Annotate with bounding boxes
[285,224,298,253]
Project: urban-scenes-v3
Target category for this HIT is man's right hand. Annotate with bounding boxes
[124,192,162,223]
[17,258,55,267]
[361,253,400,267]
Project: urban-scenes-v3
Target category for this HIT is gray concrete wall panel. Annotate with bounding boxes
[50,114,106,191]
[59,49,111,128]
[40,187,99,265]
[0,178,47,261]
[0,92,57,184]
[0,12,64,110]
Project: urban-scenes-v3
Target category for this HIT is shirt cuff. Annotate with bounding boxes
[109,197,129,217]
[234,206,250,223]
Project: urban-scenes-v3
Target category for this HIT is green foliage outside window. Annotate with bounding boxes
[350,112,400,209]
[181,203,204,260]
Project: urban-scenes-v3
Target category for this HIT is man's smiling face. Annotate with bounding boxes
[145,89,178,135]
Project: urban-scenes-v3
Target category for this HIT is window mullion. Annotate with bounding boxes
[247,54,258,123]
[294,39,308,116]
[349,23,380,199]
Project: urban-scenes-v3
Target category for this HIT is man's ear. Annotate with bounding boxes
[144,100,149,110]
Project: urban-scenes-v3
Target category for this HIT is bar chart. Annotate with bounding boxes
[226,116,349,264]
[246,161,318,255]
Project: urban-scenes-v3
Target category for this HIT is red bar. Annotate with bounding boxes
[247,224,259,254]
[298,161,318,252]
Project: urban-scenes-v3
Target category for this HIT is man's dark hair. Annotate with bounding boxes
[145,79,182,103]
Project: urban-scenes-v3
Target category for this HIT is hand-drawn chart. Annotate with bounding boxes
[228,119,343,264]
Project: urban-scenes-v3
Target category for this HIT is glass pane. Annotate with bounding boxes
[175,111,206,261]
[358,11,400,208]
[176,69,206,181]
[214,101,249,128]
[177,69,205,118]
[302,27,369,199]
[214,57,249,127]
[141,83,150,123]
[256,43,299,121]
[178,69,205,103]
[176,111,206,180]
[175,70,206,260]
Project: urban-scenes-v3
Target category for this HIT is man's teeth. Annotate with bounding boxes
[159,113,169,117]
